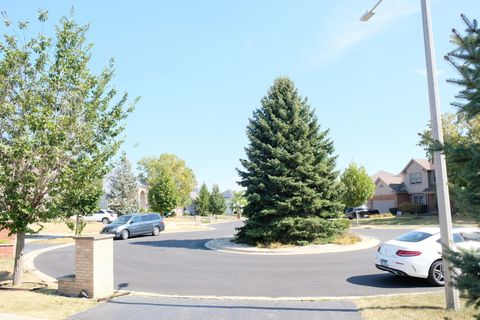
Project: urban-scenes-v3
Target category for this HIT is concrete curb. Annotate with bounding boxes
[205,235,379,255]
[122,289,441,302]
[24,243,74,283]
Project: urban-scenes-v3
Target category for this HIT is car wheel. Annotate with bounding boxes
[102,218,110,224]
[120,230,129,240]
[152,226,160,236]
[427,260,445,286]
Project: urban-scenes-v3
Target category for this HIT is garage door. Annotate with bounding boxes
[372,200,396,213]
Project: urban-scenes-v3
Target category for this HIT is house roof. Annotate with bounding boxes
[422,186,436,193]
[375,176,407,193]
[390,183,408,193]
[222,190,234,198]
[371,170,396,182]
[189,191,198,200]
[374,174,403,185]
[400,159,434,173]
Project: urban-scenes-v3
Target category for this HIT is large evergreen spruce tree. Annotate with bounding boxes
[443,15,480,317]
[236,77,347,245]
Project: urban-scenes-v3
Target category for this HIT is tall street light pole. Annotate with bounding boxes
[360,0,459,310]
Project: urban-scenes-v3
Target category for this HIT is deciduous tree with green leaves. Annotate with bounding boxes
[0,11,135,285]
[138,154,196,207]
[441,15,480,318]
[195,183,210,216]
[209,184,226,218]
[340,162,375,209]
[148,172,178,216]
[236,77,347,246]
[418,112,480,214]
[106,152,139,214]
[231,190,247,214]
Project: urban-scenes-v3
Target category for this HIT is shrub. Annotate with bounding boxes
[398,202,422,214]
[389,208,399,215]
[377,213,395,218]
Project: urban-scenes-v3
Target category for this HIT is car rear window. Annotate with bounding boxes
[461,232,480,241]
[395,231,433,242]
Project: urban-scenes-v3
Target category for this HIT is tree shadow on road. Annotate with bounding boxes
[346,274,437,289]
[128,239,211,251]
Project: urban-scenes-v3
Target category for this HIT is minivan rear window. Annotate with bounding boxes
[395,231,433,242]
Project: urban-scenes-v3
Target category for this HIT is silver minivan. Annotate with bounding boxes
[100,213,165,240]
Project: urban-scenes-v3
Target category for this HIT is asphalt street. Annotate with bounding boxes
[34,221,440,297]
[68,295,362,320]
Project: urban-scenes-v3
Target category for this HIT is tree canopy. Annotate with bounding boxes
[106,152,139,215]
[138,154,196,207]
[418,112,480,214]
[231,191,247,214]
[195,183,210,216]
[0,11,135,285]
[148,171,178,215]
[236,77,346,245]
[441,15,480,317]
[209,184,226,216]
[340,162,375,208]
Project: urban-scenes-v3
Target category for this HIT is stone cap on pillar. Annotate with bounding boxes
[74,234,114,241]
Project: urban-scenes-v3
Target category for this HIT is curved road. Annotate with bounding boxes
[35,221,440,297]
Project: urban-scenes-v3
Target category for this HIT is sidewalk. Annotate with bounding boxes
[67,295,362,320]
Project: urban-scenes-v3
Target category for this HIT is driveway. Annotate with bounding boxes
[33,221,440,297]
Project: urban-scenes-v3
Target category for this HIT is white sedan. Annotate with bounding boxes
[375,226,480,286]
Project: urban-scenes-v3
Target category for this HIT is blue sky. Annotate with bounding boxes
[3,1,480,191]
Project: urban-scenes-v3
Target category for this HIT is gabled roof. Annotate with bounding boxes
[374,174,403,185]
[222,190,234,198]
[375,177,407,194]
[401,159,434,174]
[371,170,396,182]
[390,183,407,193]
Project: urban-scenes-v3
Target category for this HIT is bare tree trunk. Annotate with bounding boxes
[75,214,80,236]
[12,231,25,286]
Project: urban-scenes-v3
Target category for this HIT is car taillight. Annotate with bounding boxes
[396,250,422,257]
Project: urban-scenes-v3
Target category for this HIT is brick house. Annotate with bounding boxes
[367,159,437,213]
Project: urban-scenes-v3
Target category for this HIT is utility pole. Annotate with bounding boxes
[420,0,459,308]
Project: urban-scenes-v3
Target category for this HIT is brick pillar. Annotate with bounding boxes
[0,228,15,259]
[58,234,114,299]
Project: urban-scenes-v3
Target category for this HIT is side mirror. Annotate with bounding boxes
[130,221,135,224]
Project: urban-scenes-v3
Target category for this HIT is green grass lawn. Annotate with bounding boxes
[354,292,477,320]
[354,214,477,227]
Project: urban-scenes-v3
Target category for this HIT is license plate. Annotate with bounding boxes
[381,259,388,267]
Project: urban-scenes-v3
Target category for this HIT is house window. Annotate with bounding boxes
[412,195,426,205]
[410,172,422,184]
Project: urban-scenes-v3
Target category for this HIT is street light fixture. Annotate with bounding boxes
[360,0,383,21]
[360,0,460,310]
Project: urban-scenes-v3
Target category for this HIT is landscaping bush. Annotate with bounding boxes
[377,213,395,218]
[389,208,399,215]
[398,202,422,214]
[237,216,349,246]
